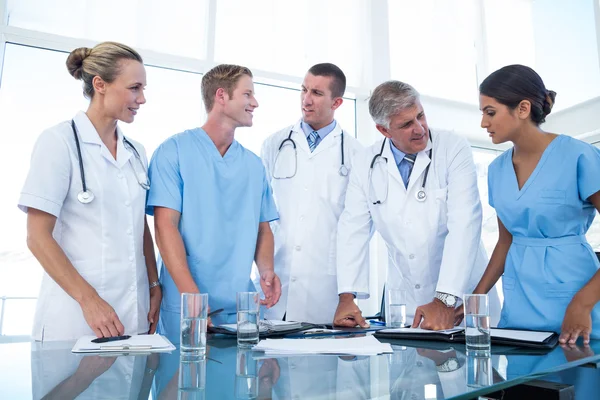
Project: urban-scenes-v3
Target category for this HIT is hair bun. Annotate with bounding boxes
[543,90,557,116]
[66,47,92,79]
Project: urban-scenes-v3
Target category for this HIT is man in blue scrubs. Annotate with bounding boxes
[146,64,281,340]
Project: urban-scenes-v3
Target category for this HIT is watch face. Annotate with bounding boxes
[448,359,459,369]
[447,296,456,306]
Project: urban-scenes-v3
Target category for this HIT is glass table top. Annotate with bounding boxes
[2,335,600,399]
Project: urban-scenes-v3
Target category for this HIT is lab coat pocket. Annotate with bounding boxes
[539,189,566,204]
[544,281,584,298]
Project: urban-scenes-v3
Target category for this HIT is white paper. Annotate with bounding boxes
[490,329,554,343]
[72,334,176,353]
[379,327,464,335]
[253,335,393,356]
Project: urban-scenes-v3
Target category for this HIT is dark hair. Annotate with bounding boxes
[479,64,557,125]
[307,63,346,98]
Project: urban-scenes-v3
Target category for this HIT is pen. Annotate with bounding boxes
[91,334,131,344]
[208,308,224,318]
[368,320,386,326]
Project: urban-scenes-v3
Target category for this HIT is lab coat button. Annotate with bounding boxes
[125,201,131,207]
[416,361,423,367]
[295,245,301,251]
[299,215,304,221]
[129,255,134,261]
[291,277,297,282]
[415,284,421,289]
[130,285,135,291]
[409,254,415,260]
[117,173,123,179]
[127,228,132,235]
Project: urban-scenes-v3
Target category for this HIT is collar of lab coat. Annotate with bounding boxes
[291,119,343,158]
[72,111,133,168]
[382,131,433,190]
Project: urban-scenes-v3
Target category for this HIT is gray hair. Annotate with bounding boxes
[368,80,420,128]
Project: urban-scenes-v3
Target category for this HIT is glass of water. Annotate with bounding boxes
[386,288,407,328]
[237,292,260,347]
[179,354,207,400]
[463,294,491,355]
[234,348,258,398]
[466,353,493,390]
[181,293,208,355]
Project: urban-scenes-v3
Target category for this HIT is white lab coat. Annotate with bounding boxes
[337,129,500,325]
[261,120,364,323]
[18,111,150,341]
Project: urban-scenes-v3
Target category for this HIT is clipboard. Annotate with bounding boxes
[72,334,176,354]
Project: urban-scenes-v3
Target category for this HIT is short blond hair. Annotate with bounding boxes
[66,41,143,99]
[201,64,253,113]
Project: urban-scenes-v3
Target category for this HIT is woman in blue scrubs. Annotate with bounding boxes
[471,65,600,345]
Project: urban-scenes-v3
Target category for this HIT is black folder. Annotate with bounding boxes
[374,327,559,349]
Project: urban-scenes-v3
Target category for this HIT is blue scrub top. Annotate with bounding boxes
[146,128,278,332]
[489,135,600,336]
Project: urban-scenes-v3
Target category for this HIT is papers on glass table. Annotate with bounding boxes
[72,334,176,354]
[253,335,393,356]
[218,320,303,333]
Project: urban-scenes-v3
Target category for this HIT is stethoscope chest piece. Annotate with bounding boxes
[78,190,95,204]
[415,189,427,202]
[339,165,349,177]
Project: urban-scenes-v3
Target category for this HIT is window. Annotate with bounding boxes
[388,0,479,104]
[472,147,503,257]
[483,0,600,111]
[6,0,209,58]
[483,0,536,73]
[215,0,369,87]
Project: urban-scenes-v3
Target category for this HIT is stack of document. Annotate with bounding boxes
[72,334,176,354]
[253,335,393,356]
[219,320,303,333]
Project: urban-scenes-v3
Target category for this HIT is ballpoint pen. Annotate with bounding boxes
[91,335,131,344]
[208,308,224,318]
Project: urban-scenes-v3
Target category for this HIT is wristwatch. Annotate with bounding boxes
[436,357,460,372]
[435,291,458,308]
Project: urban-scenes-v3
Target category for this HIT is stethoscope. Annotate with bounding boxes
[369,133,433,205]
[71,120,150,204]
[273,128,348,179]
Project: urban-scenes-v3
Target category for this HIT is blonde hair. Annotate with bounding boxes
[66,41,143,99]
[201,64,253,113]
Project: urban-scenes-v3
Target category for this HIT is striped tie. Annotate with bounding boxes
[401,153,417,187]
[307,131,319,152]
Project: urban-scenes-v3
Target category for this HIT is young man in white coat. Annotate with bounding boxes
[333,80,500,329]
[261,63,364,323]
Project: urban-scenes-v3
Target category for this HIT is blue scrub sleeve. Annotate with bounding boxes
[487,161,495,209]
[577,145,600,202]
[260,170,279,223]
[146,138,183,216]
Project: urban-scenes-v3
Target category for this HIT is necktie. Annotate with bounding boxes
[401,153,417,188]
[307,131,319,152]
